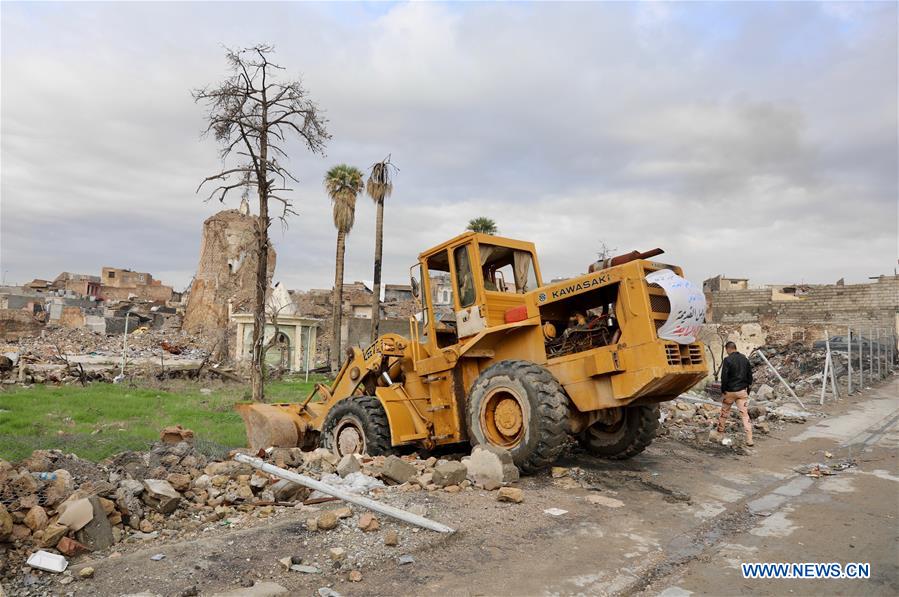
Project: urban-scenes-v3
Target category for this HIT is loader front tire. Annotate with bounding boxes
[467,360,569,473]
[579,405,659,459]
[320,396,393,457]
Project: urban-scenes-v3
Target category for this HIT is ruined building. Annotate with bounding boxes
[183,209,276,336]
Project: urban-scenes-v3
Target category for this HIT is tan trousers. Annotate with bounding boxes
[717,389,753,443]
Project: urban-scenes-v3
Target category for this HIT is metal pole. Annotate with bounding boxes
[304,325,311,383]
[847,326,852,395]
[120,311,130,376]
[858,329,863,388]
[876,329,881,379]
[820,336,829,406]
[826,334,839,400]
[756,349,805,409]
[869,328,874,382]
[234,454,455,534]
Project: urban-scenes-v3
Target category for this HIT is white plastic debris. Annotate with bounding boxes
[543,508,568,516]
[721,437,733,446]
[318,471,385,495]
[27,550,68,573]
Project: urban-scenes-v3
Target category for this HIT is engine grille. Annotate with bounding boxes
[665,343,704,366]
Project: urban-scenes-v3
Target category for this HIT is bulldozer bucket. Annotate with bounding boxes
[235,403,308,451]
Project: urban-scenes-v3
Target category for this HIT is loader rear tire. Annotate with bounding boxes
[320,396,393,457]
[579,405,659,459]
[467,360,569,473]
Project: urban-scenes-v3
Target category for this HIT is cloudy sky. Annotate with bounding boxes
[2,2,896,292]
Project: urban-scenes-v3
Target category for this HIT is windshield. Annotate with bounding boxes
[479,243,538,293]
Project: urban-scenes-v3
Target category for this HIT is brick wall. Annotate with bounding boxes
[706,276,899,341]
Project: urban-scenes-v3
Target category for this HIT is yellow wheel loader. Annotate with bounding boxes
[237,232,708,472]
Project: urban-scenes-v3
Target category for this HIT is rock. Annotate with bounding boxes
[772,406,811,423]
[317,511,338,530]
[166,473,191,493]
[466,445,519,487]
[40,522,68,548]
[382,456,417,484]
[358,513,379,532]
[305,518,318,532]
[585,494,624,508]
[398,555,414,565]
[333,507,352,519]
[44,470,75,507]
[213,581,288,596]
[550,467,569,478]
[328,547,346,561]
[204,461,251,477]
[24,506,48,532]
[142,480,181,514]
[270,479,308,502]
[337,454,361,478]
[57,536,90,557]
[383,530,399,546]
[0,503,13,541]
[140,519,154,533]
[432,462,467,487]
[755,384,775,402]
[75,496,115,551]
[348,570,362,582]
[78,566,95,579]
[160,426,194,444]
[754,420,770,434]
[290,565,320,574]
[496,487,523,503]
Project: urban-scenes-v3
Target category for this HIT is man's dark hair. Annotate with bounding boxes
[725,341,737,350]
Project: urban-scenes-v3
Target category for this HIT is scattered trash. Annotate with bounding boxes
[721,437,733,446]
[290,565,320,574]
[543,508,568,516]
[26,550,68,573]
[150,553,166,561]
[795,460,856,478]
[398,555,415,565]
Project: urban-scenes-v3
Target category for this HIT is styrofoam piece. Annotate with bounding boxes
[26,550,68,573]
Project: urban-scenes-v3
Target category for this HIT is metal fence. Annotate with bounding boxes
[819,325,897,401]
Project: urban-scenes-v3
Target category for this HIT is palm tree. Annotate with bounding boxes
[324,164,364,373]
[366,156,397,342]
[467,217,498,235]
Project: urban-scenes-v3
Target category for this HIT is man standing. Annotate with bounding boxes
[717,341,754,446]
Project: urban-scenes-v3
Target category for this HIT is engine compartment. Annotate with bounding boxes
[541,284,621,358]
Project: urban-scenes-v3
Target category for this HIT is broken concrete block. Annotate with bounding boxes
[755,384,774,402]
[74,497,114,551]
[348,570,362,582]
[166,473,191,493]
[24,505,48,532]
[57,536,90,557]
[328,547,346,561]
[43,469,75,507]
[316,511,338,530]
[40,522,68,548]
[496,487,523,503]
[160,425,194,444]
[333,506,352,519]
[466,445,519,487]
[141,480,181,514]
[270,479,308,503]
[337,454,361,478]
[0,503,13,541]
[432,462,467,487]
[358,512,379,532]
[57,498,94,532]
[382,456,416,484]
[383,529,399,546]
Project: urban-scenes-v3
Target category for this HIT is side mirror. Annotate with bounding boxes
[410,276,420,298]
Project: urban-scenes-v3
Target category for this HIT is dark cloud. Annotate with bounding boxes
[1,2,896,291]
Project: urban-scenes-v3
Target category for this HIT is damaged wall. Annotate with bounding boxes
[706,275,899,337]
[0,309,45,340]
[183,209,276,337]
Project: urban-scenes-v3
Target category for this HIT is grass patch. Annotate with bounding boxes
[0,376,326,462]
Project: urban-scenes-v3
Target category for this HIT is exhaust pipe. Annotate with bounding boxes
[588,248,664,273]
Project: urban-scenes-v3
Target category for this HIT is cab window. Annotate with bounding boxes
[479,244,538,293]
[454,246,476,307]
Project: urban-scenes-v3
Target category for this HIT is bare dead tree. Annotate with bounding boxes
[193,44,330,401]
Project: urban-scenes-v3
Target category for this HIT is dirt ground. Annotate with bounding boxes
[7,377,898,597]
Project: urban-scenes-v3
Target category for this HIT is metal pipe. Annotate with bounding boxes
[827,333,839,400]
[120,311,130,377]
[234,454,455,534]
[755,349,805,410]
[847,327,852,395]
[869,328,873,381]
[858,329,863,388]
[820,330,830,406]
[876,329,881,378]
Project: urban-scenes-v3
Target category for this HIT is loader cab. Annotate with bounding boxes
[411,232,543,351]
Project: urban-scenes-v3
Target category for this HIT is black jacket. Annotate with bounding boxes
[721,351,752,392]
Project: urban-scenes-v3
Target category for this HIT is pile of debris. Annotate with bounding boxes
[0,326,225,385]
[748,342,853,396]
[0,435,522,591]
